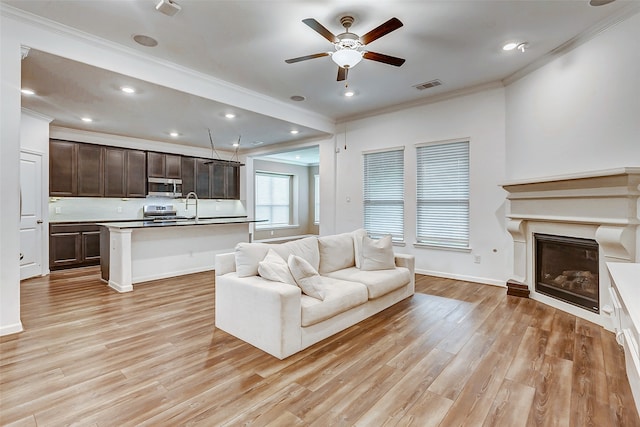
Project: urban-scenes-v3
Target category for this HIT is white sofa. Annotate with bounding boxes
[215,230,415,359]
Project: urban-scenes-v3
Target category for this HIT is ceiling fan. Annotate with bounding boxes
[285,15,406,81]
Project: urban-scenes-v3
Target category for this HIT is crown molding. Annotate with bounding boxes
[21,108,53,122]
[1,4,335,134]
[502,3,640,86]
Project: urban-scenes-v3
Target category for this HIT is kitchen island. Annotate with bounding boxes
[98,217,260,292]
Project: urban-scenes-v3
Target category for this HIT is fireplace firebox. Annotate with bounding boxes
[535,233,599,313]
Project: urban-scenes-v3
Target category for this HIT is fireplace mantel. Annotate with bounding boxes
[502,168,640,329]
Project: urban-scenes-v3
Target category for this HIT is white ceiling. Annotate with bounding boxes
[7,0,639,155]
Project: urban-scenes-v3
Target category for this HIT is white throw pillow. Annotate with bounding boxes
[274,236,320,272]
[287,254,325,300]
[235,242,271,277]
[360,235,395,271]
[352,228,368,268]
[258,249,296,286]
[318,232,355,274]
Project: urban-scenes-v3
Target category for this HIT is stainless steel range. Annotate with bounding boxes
[142,204,188,223]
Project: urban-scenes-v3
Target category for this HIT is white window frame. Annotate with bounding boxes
[415,139,470,251]
[313,174,320,225]
[362,147,405,243]
[254,171,293,229]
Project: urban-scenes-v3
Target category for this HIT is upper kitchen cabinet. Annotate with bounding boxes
[50,140,77,196]
[76,143,104,197]
[211,161,241,200]
[181,156,196,195]
[147,152,181,179]
[104,147,146,198]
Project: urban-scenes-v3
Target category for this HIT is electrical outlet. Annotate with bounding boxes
[270,230,274,236]
[474,255,481,264]
[55,207,61,214]
[116,206,122,213]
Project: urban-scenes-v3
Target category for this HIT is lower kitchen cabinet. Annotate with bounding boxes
[50,223,101,270]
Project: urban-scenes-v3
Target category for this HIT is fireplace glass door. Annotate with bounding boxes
[535,233,599,313]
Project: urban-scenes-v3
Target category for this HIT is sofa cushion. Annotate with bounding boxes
[288,255,325,300]
[273,236,320,272]
[318,232,356,274]
[325,266,412,299]
[235,242,271,277]
[360,235,395,271]
[353,228,368,268]
[300,277,368,327]
[258,249,297,286]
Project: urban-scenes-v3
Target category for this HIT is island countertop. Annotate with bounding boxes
[97,217,265,229]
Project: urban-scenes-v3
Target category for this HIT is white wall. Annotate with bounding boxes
[336,87,510,286]
[505,13,640,180]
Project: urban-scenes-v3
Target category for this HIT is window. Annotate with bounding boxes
[416,140,470,249]
[314,174,320,225]
[255,172,292,227]
[363,148,404,242]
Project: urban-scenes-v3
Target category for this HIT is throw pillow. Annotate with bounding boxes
[234,242,271,277]
[287,254,325,300]
[318,232,355,274]
[258,249,296,286]
[360,235,395,271]
[352,228,368,268]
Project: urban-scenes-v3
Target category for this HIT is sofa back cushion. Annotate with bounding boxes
[360,235,396,271]
[318,232,356,274]
[272,236,320,272]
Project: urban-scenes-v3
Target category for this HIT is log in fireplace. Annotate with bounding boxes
[535,233,599,313]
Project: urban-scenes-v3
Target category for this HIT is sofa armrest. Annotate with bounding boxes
[215,252,236,276]
[395,253,416,293]
[215,273,302,359]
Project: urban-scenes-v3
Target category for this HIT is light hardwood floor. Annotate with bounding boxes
[1,267,638,426]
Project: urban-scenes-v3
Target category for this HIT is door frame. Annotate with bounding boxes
[20,148,48,278]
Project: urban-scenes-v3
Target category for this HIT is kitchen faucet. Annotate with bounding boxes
[185,191,198,220]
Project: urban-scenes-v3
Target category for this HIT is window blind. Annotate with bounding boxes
[363,149,404,241]
[255,172,291,227]
[416,141,469,248]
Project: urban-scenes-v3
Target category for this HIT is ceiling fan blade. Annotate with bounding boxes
[285,52,330,64]
[363,51,406,67]
[337,67,348,81]
[360,17,403,45]
[302,18,338,43]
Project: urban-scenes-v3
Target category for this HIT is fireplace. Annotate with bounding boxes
[535,234,599,313]
[502,168,639,329]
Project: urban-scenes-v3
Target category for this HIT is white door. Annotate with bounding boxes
[20,150,44,280]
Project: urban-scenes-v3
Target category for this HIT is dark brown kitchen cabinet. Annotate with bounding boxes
[196,158,212,198]
[76,143,105,196]
[50,140,77,196]
[104,147,146,198]
[147,152,181,179]
[211,162,240,199]
[181,156,195,195]
[49,223,101,270]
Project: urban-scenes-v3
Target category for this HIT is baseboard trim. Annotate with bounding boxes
[415,269,506,288]
[0,321,24,336]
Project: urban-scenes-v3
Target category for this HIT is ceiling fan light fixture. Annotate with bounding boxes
[331,49,363,69]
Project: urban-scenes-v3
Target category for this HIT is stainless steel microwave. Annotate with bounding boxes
[147,177,183,198]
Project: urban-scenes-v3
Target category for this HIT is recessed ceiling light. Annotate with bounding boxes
[344,90,355,97]
[121,86,136,94]
[252,141,264,146]
[225,113,236,119]
[21,88,35,95]
[232,142,240,147]
[290,130,299,135]
[133,34,158,47]
[295,155,301,160]
[290,95,306,102]
[81,117,93,122]
[169,132,179,137]
[502,42,518,51]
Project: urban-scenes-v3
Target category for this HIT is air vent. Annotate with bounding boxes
[414,79,443,90]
